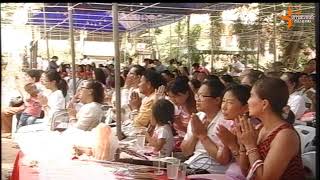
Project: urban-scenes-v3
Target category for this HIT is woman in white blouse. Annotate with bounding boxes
[39,70,68,121]
[67,80,104,131]
[280,72,307,121]
[17,70,68,132]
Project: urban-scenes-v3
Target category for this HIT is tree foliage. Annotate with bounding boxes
[232,3,315,70]
[181,24,202,63]
[210,11,223,49]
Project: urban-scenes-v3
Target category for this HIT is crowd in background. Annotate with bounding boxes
[1,54,317,179]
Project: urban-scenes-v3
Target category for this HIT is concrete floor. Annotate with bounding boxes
[1,136,19,180]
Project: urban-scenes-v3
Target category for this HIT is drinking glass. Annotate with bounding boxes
[136,134,146,150]
[166,157,180,179]
[177,163,187,180]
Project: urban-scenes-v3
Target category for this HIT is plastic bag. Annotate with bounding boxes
[91,123,119,161]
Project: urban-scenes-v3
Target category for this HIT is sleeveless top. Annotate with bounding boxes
[257,123,305,180]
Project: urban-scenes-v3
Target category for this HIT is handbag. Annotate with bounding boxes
[50,109,69,131]
[9,96,24,107]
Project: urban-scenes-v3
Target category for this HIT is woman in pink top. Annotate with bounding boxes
[217,84,253,180]
[166,76,197,150]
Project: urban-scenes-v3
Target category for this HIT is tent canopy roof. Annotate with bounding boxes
[27,3,242,34]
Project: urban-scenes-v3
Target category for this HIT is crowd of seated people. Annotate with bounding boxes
[1,55,316,179]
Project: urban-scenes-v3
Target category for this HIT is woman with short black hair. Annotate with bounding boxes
[68,80,104,131]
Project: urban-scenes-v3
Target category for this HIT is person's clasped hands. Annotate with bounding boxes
[235,114,262,149]
[154,85,166,101]
[129,91,142,111]
[190,113,208,140]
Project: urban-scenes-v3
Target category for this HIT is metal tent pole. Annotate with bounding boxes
[273,4,277,63]
[257,30,260,70]
[43,4,50,61]
[68,3,76,95]
[149,27,154,59]
[124,31,128,64]
[187,15,191,75]
[210,16,214,73]
[177,21,180,62]
[257,13,261,70]
[169,22,172,59]
[113,3,123,140]
[89,3,160,35]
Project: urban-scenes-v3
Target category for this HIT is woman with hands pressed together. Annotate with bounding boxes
[216,84,255,179]
[16,70,68,132]
[166,77,197,140]
[67,80,104,131]
[234,77,304,180]
[180,79,233,174]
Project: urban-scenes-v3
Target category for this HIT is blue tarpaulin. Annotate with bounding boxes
[28,7,127,32]
[26,3,240,33]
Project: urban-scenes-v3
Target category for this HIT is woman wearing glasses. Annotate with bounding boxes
[67,80,104,131]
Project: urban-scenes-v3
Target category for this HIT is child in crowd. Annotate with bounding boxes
[145,99,174,157]
[17,83,42,129]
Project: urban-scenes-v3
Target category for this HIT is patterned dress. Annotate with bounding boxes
[257,123,305,180]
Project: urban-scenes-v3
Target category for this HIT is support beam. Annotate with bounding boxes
[169,22,172,59]
[43,3,50,61]
[89,3,160,35]
[48,3,81,33]
[256,14,261,70]
[187,15,191,75]
[124,31,128,64]
[68,3,76,95]
[210,16,214,73]
[273,4,277,63]
[177,20,181,61]
[112,3,124,140]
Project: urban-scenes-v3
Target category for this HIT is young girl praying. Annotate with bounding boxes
[18,83,42,129]
[145,99,174,157]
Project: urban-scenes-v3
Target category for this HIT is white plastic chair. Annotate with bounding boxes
[11,115,18,133]
[302,151,316,178]
[294,125,316,153]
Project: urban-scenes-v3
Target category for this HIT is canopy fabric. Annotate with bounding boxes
[28,7,127,32]
[26,3,241,33]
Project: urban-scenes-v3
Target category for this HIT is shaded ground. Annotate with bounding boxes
[1,59,22,179]
[1,136,20,180]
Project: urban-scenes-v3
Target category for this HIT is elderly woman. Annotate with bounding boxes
[67,80,104,131]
